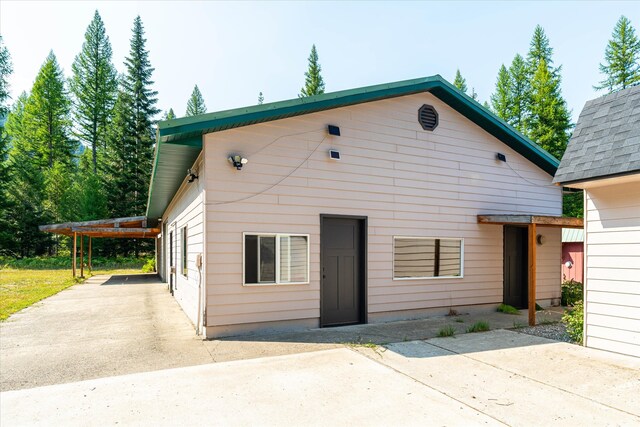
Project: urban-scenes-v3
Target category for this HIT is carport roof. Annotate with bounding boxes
[39,216,160,239]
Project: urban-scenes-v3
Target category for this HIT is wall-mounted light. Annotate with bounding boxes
[536,234,546,245]
[564,260,573,269]
[187,168,199,183]
[328,149,341,160]
[228,155,248,170]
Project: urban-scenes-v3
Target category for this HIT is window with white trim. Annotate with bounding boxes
[393,237,463,279]
[244,233,309,285]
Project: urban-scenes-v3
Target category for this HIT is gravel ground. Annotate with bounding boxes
[514,322,573,343]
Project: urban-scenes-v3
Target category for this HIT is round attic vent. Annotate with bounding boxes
[418,104,438,131]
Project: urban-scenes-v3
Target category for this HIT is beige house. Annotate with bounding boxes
[554,85,640,358]
[150,76,567,338]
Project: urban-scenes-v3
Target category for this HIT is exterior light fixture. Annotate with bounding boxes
[328,125,340,136]
[564,260,573,269]
[228,155,248,170]
[496,153,506,162]
[187,168,199,183]
[536,234,546,245]
[329,149,341,160]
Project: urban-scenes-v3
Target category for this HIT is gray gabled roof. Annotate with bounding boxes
[553,85,640,185]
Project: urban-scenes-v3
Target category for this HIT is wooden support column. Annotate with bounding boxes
[80,234,84,278]
[72,232,77,278]
[528,223,537,326]
[88,237,92,272]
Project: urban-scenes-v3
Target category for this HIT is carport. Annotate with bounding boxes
[39,216,160,277]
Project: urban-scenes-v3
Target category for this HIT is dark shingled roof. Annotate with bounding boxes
[553,85,640,184]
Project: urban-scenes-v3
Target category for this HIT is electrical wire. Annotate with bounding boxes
[246,128,325,158]
[208,135,328,206]
[504,160,557,188]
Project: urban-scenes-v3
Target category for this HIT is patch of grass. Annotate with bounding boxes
[0,267,143,321]
[455,318,464,323]
[437,325,456,337]
[512,321,526,329]
[467,321,490,333]
[345,339,386,356]
[497,303,520,315]
[0,255,151,271]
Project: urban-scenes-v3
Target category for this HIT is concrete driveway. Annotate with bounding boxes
[2,330,639,426]
[0,274,214,391]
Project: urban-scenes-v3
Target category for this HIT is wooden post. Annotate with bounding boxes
[80,234,84,278]
[88,237,92,273]
[72,232,77,278]
[528,223,537,326]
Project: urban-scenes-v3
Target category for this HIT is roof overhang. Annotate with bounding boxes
[146,75,560,219]
[477,215,583,229]
[39,216,160,239]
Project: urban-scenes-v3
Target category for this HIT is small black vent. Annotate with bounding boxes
[418,104,438,131]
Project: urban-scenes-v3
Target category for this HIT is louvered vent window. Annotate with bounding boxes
[418,104,438,131]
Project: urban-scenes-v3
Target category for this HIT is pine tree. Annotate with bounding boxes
[164,108,176,120]
[23,51,76,170]
[508,54,529,132]
[0,37,13,253]
[185,84,207,116]
[104,15,158,239]
[595,15,640,92]
[258,91,264,105]
[453,69,468,93]
[527,25,556,74]
[491,65,512,121]
[4,93,52,256]
[70,10,118,174]
[526,60,571,160]
[300,44,325,97]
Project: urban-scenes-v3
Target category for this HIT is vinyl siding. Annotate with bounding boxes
[203,92,562,331]
[584,180,640,357]
[162,156,205,326]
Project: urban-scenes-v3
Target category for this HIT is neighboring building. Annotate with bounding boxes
[562,228,584,283]
[150,76,566,338]
[554,85,640,358]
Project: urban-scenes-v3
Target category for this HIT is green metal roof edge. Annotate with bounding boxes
[147,75,559,217]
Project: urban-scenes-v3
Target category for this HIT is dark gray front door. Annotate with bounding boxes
[321,216,365,327]
[503,226,528,308]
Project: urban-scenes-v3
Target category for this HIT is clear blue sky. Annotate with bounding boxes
[2,1,639,122]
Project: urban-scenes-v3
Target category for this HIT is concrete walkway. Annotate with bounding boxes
[1,273,564,391]
[2,330,639,426]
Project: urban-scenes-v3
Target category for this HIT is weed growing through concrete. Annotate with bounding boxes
[437,325,456,337]
[455,318,464,323]
[512,321,526,329]
[345,339,387,357]
[467,321,490,333]
[497,303,520,315]
[447,308,459,316]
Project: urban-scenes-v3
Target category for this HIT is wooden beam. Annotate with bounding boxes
[39,216,147,231]
[531,216,583,227]
[88,237,92,272]
[80,234,84,278]
[528,223,537,326]
[72,232,77,278]
[477,215,583,228]
[70,227,160,234]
